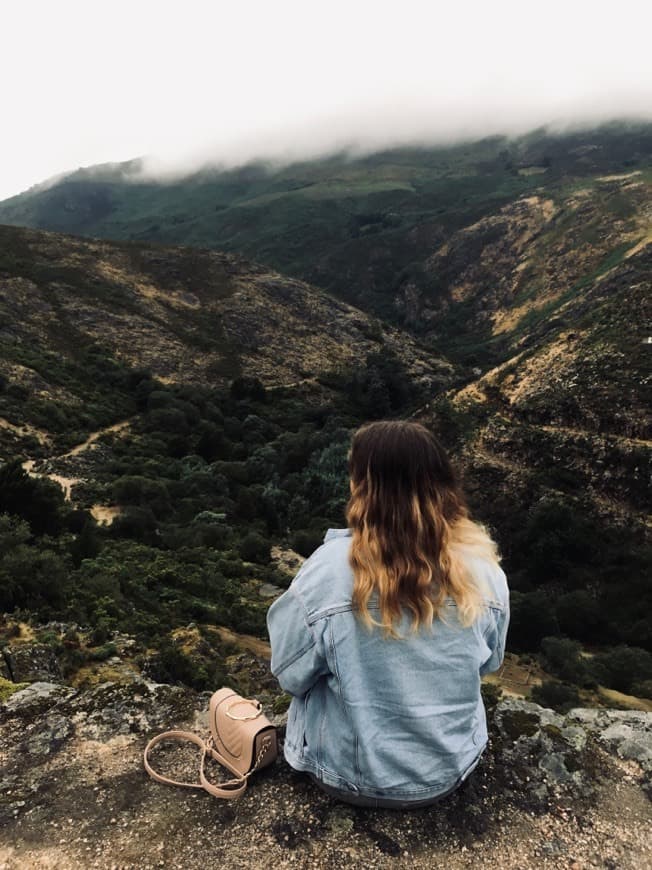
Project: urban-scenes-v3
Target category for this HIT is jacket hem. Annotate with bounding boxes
[284,741,486,802]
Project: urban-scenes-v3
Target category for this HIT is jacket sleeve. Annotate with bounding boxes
[267,586,330,696]
[479,569,510,676]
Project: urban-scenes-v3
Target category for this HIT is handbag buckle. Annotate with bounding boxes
[225,698,263,721]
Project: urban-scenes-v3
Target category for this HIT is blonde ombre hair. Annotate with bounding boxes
[345,420,500,637]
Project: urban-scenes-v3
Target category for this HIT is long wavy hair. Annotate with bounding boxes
[345,420,499,637]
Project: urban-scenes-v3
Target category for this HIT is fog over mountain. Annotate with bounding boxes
[2,0,652,199]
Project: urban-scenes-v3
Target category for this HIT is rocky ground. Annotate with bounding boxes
[1,665,650,869]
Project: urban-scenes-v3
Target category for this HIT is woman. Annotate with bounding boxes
[266,420,509,808]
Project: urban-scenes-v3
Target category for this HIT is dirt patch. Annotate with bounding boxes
[597,687,652,713]
[596,171,642,183]
[520,195,556,222]
[0,417,50,446]
[90,505,123,525]
[214,626,272,660]
[499,334,585,406]
[625,230,652,259]
[452,352,526,406]
[95,261,201,310]
[483,653,546,699]
[21,419,132,505]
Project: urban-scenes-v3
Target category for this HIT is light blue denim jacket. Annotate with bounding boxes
[267,528,510,802]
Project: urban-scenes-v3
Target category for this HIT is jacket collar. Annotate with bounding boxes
[323,528,352,542]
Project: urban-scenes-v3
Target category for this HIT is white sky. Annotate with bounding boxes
[1,0,651,201]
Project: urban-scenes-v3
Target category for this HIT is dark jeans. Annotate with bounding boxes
[308,773,462,809]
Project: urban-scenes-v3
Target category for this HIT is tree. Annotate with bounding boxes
[539,636,595,687]
[239,531,271,564]
[591,646,652,694]
[0,460,66,536]
[70,521,102,568]
[531,681,580,713]
[555,590,607,643]
[508,591,559,652]
[230,377,266,402]
[521,498,596,585]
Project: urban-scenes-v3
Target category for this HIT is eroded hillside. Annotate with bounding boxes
[416,173,650,524]
[0,224,452,457]
[400,171,651,364]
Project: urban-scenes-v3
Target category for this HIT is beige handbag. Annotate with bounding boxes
[143,687,278,799]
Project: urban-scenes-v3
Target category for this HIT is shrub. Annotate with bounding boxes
[88,643,118,662]
[521,498,596,585]
[291,528,323,558]
[230,377,266,402]
[539,636,595,687]
[508,591,559,652]
[481,682,503,709]
[239,531,271,564]
[555,590,607,643]
[0,460,66,536]
[530,681,581,713]
[631,680,652,700]
[591,646,652,694]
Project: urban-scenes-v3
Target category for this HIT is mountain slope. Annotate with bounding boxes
[1,123,650,329]
[0,224,452,456]
[400,169,651,365]
[415,227,651,651]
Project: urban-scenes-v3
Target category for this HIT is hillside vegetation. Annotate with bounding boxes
[1,122,650,331]
[0,123,650,708]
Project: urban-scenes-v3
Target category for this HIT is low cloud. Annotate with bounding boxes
[138,96,652,182]
[2,0,651,198]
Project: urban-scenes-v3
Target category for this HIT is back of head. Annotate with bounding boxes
[345,420,498,636]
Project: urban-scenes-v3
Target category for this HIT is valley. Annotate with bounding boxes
[0,123,650,714]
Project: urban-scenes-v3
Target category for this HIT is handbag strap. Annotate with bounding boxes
[143,729,248,799]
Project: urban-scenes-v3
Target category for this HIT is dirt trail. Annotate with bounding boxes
[21,418,132,508]
[0,416,50,446]
[62,419,131,458]
[539,424,650,448]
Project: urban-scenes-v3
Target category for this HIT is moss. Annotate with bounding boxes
[0,676,29,703]
[542,723,563,739]
[501,710,540,739]
[563,752,583,773]
[272,692,291,715]
[481,681,503,710]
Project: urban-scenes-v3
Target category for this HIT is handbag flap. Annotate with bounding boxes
[210,689,274,775]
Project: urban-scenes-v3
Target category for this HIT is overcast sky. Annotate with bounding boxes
[1,0,651,201]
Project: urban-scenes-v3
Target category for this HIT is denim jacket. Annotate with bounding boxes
[267,528,510,802]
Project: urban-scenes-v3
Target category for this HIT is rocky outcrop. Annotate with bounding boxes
[1,643,63,684]
[0,679,650,869]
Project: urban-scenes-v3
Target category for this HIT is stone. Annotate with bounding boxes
[610,737,652,771]
[24,714,74,756]
[259,583,284,599]
[2,681,74,716]
[560,725,588,751]
[2,643,63,683]
[539,753,573,783]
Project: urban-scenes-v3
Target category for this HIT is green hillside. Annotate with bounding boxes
[0,123,650,707]
[1,122,650,338]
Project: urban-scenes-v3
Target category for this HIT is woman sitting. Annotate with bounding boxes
[267,420,509,808]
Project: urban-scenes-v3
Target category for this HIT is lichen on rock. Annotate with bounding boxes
[1,678,650,868]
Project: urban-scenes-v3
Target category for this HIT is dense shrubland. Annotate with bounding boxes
[0,348,649,703]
